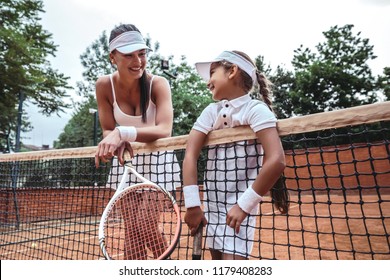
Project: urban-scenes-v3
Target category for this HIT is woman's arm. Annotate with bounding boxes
[94,75,174,166]
[95,76,123,167]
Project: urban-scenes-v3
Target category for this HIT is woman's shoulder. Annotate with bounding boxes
[149,74,169,87]
[95,75,113,99]
[149,74,171,100]
[96,74,111,88]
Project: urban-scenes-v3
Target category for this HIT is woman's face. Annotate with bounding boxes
[111,49,148,79]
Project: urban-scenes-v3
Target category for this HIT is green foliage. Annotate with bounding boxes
[76,31,113,99]
[0,0,71,152]
[54,95,100,148]
[170,59,212,136]
[289,24,379,115]
[269,65,295,119]
[377,67,390,100]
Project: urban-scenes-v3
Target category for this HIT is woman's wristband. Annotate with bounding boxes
[183,185,201,208]
[116,126,137,142]
[237,185,263,214]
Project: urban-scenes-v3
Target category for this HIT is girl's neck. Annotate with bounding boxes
[225,90,247,101]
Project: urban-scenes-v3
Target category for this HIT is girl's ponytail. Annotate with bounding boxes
[256,71,273,112]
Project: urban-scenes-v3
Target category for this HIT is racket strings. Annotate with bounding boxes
[104,186,179,260]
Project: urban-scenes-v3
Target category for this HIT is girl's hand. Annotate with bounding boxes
[226,204,248,233]
[184,206,207,236]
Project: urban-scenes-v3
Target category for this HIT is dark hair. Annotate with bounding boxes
[218,50,289,214]
[109,24,149,123]
[270,176,289,214]
[217,50,274,112]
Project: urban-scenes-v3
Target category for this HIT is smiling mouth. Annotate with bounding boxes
[129,67,142,71]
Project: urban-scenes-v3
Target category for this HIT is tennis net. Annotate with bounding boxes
[0,102,389,260]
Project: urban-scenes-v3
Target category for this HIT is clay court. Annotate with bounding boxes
[1,189,389,260]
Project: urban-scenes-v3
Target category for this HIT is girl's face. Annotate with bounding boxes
[207,62,231,101]
[111,49,148,79]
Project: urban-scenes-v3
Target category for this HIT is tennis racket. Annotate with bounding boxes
[192,224,203,260]
[98,160,181,260]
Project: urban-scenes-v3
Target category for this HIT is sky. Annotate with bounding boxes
[22,0,390,147]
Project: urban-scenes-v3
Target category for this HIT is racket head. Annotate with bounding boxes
[99,182,181,260]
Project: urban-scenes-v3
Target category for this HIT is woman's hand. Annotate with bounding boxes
[95,129,133,167]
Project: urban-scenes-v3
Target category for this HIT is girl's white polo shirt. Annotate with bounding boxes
[193,94,276,134]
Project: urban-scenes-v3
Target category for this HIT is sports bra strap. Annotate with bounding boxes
[109,74,116,103]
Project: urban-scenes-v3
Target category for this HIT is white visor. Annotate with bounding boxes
[109,31,151,54]
[195,51,257,84]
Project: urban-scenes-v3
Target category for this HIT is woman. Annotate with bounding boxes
[95,24,174,166]
[95,24,179,259]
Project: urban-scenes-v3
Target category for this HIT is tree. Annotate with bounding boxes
[289,24,380,115]
[164,57,211,136]
[254,56,296,119]
[269,65,296,119]
[0,0,71,152]
[377,67,390,101]
[55,31,112,148]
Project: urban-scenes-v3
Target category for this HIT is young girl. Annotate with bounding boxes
[183,50,289,260]
[94,24,180,259]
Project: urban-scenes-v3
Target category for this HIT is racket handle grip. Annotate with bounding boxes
[192,224,203,260]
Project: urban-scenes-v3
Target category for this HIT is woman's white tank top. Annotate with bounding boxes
[109,74,156,127]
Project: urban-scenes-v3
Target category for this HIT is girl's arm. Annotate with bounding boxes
[251,127,286,196]
[183,129,208,236]
[227,127,285,233]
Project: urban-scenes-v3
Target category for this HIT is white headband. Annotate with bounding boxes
[195,51,258,84]
[109,31,151,54]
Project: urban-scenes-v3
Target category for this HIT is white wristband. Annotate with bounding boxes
[237,185,263,214]
[183,185,201,208]
[116,126,137,142]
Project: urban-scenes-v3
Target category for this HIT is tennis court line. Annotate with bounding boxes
[0,233,99,258]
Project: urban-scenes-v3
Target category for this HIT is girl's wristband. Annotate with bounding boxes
[237,185,263,214]
[116,126,137,142]
[183,185,201,208]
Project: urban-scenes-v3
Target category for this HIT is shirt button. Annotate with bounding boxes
[225,104,229,108]
[223,114,226,118]
[224,122,228,125]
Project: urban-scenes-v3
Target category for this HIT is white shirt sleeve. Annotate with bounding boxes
[193,104,217,134]
[247,102,277,132]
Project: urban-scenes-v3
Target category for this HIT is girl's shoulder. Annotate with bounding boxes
[245,99,277,122]
[248,99,273,112]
